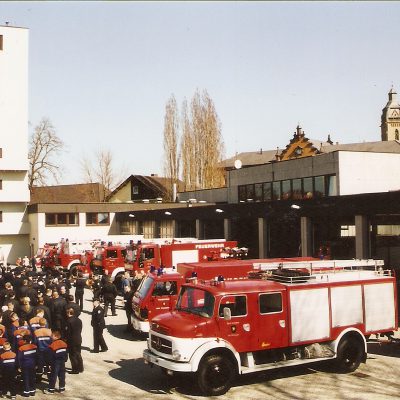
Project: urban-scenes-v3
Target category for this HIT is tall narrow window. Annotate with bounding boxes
[0,180,3,190]
[0,148,2,158]
[0,35,3,51]
[396,129,399,141]
[0,212,3,223]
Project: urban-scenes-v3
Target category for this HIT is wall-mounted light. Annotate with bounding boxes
[164,211,172,216]
[143,199,149,203]
[129,214,135,218]
[291,204,301,210]
[215,208,224,213]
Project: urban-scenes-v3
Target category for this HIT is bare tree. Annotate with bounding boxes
[180,99,196,191]
[28,117,64,192]
[81,150,125,201]
[190,89,225,189]
[163,95,180,200]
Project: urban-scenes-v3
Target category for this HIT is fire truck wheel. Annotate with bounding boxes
[335,335,364,373]
[197,354,235,396]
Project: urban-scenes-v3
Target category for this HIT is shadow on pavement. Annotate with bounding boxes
[367,340,400,358]
[106,324,147,342]
[108,357,318,396]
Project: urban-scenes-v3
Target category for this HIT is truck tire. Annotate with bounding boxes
[335,335,364,373]
[197,354,235,396]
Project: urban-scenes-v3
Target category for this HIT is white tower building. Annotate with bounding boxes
[0,25,30,263]
[381,87,400,141]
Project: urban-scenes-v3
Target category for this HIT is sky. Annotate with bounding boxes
[1,1,400,185]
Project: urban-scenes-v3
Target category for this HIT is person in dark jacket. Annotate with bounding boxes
[17,334,38,397]
[65,307,83,373]
[0,341,17,400]
[123,285,135,332]
[65,295,81,318]
[101,276,117,317]
[33,318,52,379]
[73,272,86,311]
[91,298,107,353]
[50,291,67,332]
[44,330,68,394]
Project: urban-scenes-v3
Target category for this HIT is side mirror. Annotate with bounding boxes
[223,307,232,321]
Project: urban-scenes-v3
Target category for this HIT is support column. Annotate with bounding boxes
[355,215,369,259]
[258,217,268,259]
[224,218,232,241]
[171,220,179,238]
[300,216,313,257]
[196,219,204,239]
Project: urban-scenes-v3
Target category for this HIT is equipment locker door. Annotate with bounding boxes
[256,290,289,350]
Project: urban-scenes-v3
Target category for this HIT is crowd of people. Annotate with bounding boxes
[0,261,131,399]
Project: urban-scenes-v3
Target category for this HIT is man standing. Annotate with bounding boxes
[73,272,86,311]
[101,276,117,317]
[91,298,107,353]
[65,307,83,374]
[123,285,134,332]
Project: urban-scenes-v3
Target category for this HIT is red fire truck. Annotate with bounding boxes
[132,257,314,333]
[78,239,244,284]
[144,259,398,395]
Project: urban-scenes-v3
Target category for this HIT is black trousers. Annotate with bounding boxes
[93,327,107,352]
[75,291,84,311]
[69,344,84,372]
[104,298,116,316]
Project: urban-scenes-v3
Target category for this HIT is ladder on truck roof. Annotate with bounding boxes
[250,259,387,284]
[252,259,384,272]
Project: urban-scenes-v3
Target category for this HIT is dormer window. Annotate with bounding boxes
[0,35,3,51]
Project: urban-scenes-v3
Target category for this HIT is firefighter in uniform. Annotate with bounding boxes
[0,341,17,400]
[91,298,107,353]
[17,334,38,397]
[44,330,68,394]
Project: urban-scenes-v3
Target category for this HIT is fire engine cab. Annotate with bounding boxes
[143,259,398,396]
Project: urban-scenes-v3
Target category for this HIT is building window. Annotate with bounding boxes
[0,211,2,223]
[0,35,3,51]
[45,213,79,226]
[238,185,246,202]
[272,181,281,200]
[314,176,325,198]
[326,175,337,196]
[0,180,2,190]
[340,225,356,237]
[255,183,263,202]
[281,180,291,200]
[86,212,110,225]
[246,184,255,201]
[396,129,399,141]
[0,148,2,158]
[263,182,272,201]
[132,185,139,195]
[303,177,313,199]
[292,179,302,200]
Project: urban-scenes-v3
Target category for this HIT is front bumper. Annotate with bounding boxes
[143,349,193,372]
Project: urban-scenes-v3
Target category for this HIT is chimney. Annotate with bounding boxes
[151,173,158,177]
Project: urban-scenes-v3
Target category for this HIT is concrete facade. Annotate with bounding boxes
[0,25,30,262]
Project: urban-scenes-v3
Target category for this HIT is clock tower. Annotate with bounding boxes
[381,87,400,141]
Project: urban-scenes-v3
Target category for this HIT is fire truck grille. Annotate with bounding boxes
[150,334,172,355]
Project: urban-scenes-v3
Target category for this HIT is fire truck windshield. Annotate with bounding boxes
[176,287,215,318]
[136,276,154,299]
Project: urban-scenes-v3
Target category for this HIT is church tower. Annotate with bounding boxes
[381,87,400,141]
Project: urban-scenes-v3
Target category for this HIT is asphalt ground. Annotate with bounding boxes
[20,287,400,400]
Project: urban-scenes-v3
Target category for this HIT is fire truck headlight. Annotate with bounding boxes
[172,350,181,361]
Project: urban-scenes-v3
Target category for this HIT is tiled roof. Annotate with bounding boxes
[222,140,400,168]
[30,183,107,204]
